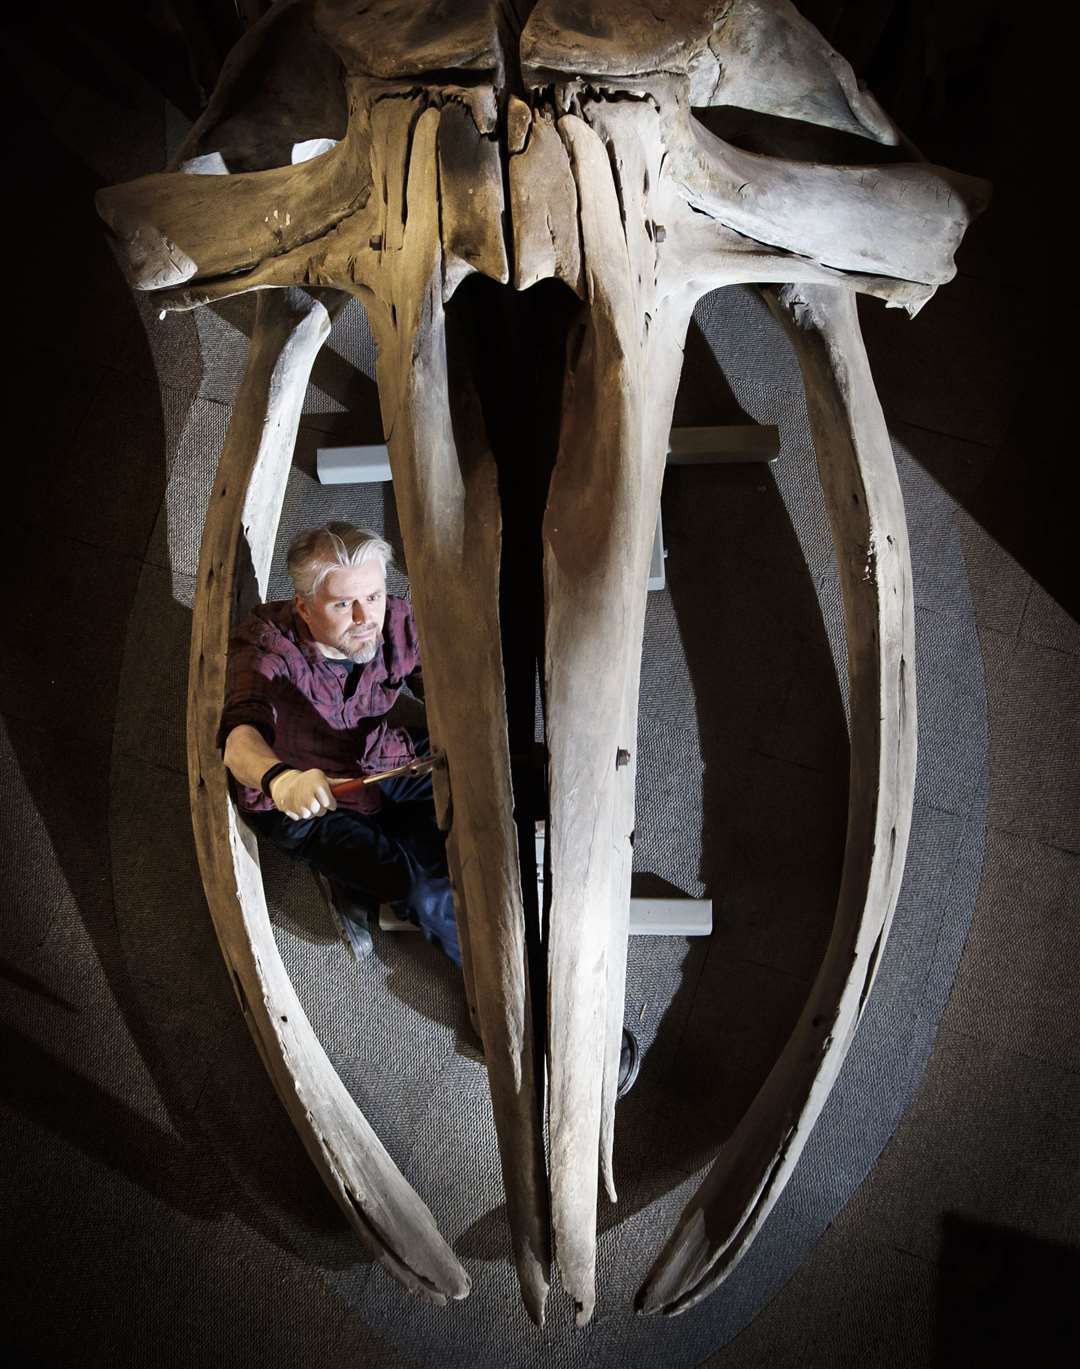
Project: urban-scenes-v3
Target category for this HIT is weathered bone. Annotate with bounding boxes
[665,98,989,286]
[188,284,469,1304]
[520,0,895,142]
[542,101,701,1323]
[437,99,510,295]
[97,0,990,1330]
[95,126,372,291]
[319,0,503,79]
[687,0,898,141]
[637,280,917,1313]
[508,112,582,292]
[352,97,551,1326]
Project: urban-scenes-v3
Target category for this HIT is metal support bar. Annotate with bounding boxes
[316,426,780,487]
[376,821,711,939]
[379,898,712,938]
[316,443,392,483]
[667,424,780,464]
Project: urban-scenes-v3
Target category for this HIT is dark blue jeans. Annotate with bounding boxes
[245,766,460,966]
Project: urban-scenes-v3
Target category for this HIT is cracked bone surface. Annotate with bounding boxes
[187,286,470,1304]
[96,0,989,1327]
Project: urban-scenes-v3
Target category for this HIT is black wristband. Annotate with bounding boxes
[260,762,293,799]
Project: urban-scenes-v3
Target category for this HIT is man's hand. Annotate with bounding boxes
[269,768,338,820]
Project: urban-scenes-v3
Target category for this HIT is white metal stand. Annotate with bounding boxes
[379,825,712,938]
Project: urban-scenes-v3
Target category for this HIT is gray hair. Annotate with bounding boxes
[287,523,394,600]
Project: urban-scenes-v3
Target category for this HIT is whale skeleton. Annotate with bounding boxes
[97,0,988,1327]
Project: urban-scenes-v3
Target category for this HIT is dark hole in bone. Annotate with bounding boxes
[857,926,886,1016]
[231,967,250,1020]
[444,272,582,1072]
[690,106,913,167]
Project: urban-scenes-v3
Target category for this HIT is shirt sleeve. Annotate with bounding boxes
[215,640,284,752]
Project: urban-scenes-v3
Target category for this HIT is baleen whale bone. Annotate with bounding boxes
[96,0,989,1328]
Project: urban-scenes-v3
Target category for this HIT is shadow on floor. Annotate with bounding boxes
[936,1214,1080,1366]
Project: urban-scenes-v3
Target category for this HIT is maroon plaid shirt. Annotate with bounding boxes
[217,595,423,815]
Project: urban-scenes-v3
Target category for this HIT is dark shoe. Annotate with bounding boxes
[315,871,374,960]
[617,1028,641,1099]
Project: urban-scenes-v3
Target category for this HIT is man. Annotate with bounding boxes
[220,521,639,1093]
[218,522,458,963]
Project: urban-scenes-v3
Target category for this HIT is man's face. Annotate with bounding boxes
[295,560,387,663]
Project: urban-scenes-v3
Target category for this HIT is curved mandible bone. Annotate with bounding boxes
[189,286,470,1306]
[638,281,916,1316]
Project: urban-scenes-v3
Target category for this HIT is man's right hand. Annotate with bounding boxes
[269,768,338,820]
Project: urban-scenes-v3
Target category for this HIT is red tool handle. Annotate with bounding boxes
[328,776,368,799]
[329,754,440,800]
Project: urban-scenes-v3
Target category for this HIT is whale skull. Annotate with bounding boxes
[97,0,988,1327]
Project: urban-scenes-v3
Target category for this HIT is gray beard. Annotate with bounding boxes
[341,633,380,665]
